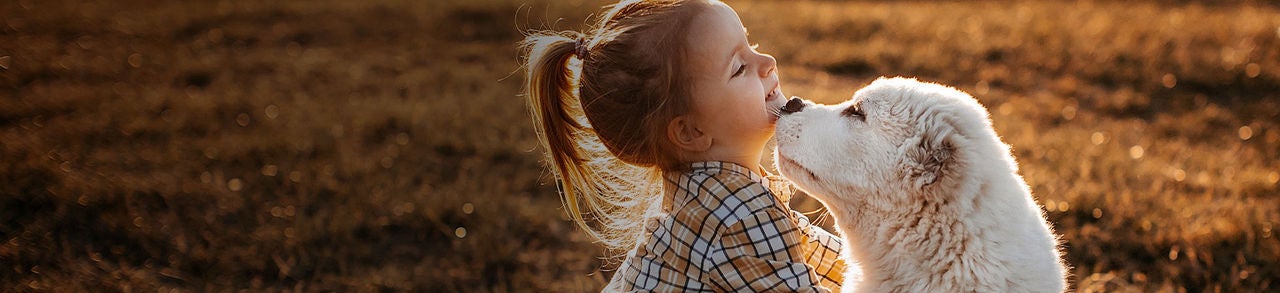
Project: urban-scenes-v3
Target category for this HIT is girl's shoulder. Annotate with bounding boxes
[671,161,784,223]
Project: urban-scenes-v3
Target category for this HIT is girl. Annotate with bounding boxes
[522,0,847,291]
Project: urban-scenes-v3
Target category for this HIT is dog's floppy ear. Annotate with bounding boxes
[903,113,957,189]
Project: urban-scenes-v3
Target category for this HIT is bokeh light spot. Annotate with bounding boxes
[1220,48,1239,66]
[236,113,250,127]
[454,227,467,238]
[998,103,1014,116]
[265,104,279,119]
[1091,132,1106,145]
[1061,106,1076,120]
[462,203,474,215]
[1267,172,1279,184]
[228,178,243,191]
[1092,208,1103,219]
[1245,63,1261,78]
[395,203,414,215]
[1238,126,1252,140]
[1129,145,1144,159]
[1161,73,1177,88]
[1172,168,1186,182]
[203,147,219,159]
[127,53,142,68]
[261,165,278,177]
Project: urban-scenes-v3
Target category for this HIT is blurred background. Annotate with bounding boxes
[2,0,1278,291]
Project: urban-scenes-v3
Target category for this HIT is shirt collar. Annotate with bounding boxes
[681,161,796,204]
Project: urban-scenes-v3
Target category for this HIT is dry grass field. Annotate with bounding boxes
[2,0,1278,291]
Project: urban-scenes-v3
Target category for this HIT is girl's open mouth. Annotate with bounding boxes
[766,87,780,102]
[766,87,785,120]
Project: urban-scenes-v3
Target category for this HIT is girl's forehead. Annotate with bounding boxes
[686,3,745,69]
[687,3,743,47]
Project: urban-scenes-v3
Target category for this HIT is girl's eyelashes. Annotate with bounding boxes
[731,63,746,78]
[730,43,760,79]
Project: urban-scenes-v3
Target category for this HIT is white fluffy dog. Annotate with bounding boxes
[774,77,1067,292]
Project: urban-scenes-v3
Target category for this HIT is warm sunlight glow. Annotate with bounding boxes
[10,0,1276,290]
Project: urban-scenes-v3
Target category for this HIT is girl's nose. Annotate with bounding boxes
[781,97,806,114]
[758,53,777,77]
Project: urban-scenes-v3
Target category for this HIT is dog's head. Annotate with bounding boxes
[774,77,994,210]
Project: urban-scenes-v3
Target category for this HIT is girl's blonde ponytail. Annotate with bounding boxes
[521,0,711,256]
[522,32,662,252]
[524,32,583,178]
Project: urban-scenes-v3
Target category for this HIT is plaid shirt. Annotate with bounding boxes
[605,161,847,292]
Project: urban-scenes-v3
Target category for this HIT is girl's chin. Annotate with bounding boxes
[766,108,784,125]
[759,121,779,140]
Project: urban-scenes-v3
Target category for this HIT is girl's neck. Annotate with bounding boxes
[684,150,763,174]
[723,156,762,174]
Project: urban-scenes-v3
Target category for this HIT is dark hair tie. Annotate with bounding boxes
[574,37,590,59]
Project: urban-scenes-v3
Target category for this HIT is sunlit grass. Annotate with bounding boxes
[1,0,1276,291]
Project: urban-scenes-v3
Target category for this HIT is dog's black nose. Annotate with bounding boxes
[780,97,806,114]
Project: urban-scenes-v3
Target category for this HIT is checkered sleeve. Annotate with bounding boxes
[792,210,851,290]
[704,180,831,293]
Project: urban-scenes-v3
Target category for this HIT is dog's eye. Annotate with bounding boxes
[842,104,866,121]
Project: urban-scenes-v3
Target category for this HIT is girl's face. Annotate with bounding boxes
[685,2,787,167]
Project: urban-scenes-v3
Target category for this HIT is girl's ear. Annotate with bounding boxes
[667,115,712,153]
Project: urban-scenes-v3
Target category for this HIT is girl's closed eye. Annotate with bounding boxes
[732,63,747,78]
[729,44,759,78]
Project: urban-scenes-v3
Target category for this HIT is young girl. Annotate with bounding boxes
[522,0,847,291]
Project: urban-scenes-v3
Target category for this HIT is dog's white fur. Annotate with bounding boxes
[774,77,1067,292]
